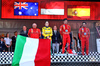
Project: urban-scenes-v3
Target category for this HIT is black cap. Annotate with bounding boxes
[63,18,67,21]
[82,22,87,24]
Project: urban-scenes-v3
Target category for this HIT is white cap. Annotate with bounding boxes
[45,21,49,24]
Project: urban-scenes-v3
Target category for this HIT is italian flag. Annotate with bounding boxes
[12,35,51,66]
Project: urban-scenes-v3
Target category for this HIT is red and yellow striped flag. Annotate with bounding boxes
[67,6,90,19]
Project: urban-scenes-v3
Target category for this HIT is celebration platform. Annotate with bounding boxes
[0,52,100,66]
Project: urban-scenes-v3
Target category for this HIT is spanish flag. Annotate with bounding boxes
[67,6,90,19]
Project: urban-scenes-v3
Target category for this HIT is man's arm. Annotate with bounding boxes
[3,42,5,51]
[9,40,12,47]
[59,25,63,36]
[69,25,71,33]
[88,28,90,38]
[78,28,81,40]
[4,39,8,48]
[42,27,48,37]
[39,29,41,37]
[49,28,53,37]
[58,31,62,45]
[28,29,30,37]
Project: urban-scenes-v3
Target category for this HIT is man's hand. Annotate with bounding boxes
[71,42,73,44]
[60,42,62,45]
[7,46,10,48]
[47,36,49,39]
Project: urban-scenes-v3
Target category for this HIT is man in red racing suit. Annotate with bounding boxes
[60,18,72,54]
[79,22,90,55]
[28,23,41,38]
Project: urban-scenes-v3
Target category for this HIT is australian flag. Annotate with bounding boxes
[14,2,38,16]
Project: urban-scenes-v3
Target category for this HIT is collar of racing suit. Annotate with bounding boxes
[82,27,86,28]
[45,26,49,28]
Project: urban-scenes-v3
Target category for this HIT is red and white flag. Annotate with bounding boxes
[41,2,64,15]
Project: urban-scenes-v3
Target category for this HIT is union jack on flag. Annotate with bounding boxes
[14,2,28,10]
[14,2,38,16]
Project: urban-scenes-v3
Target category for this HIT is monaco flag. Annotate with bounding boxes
[41,2,64,15]
[12,35,51,66]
